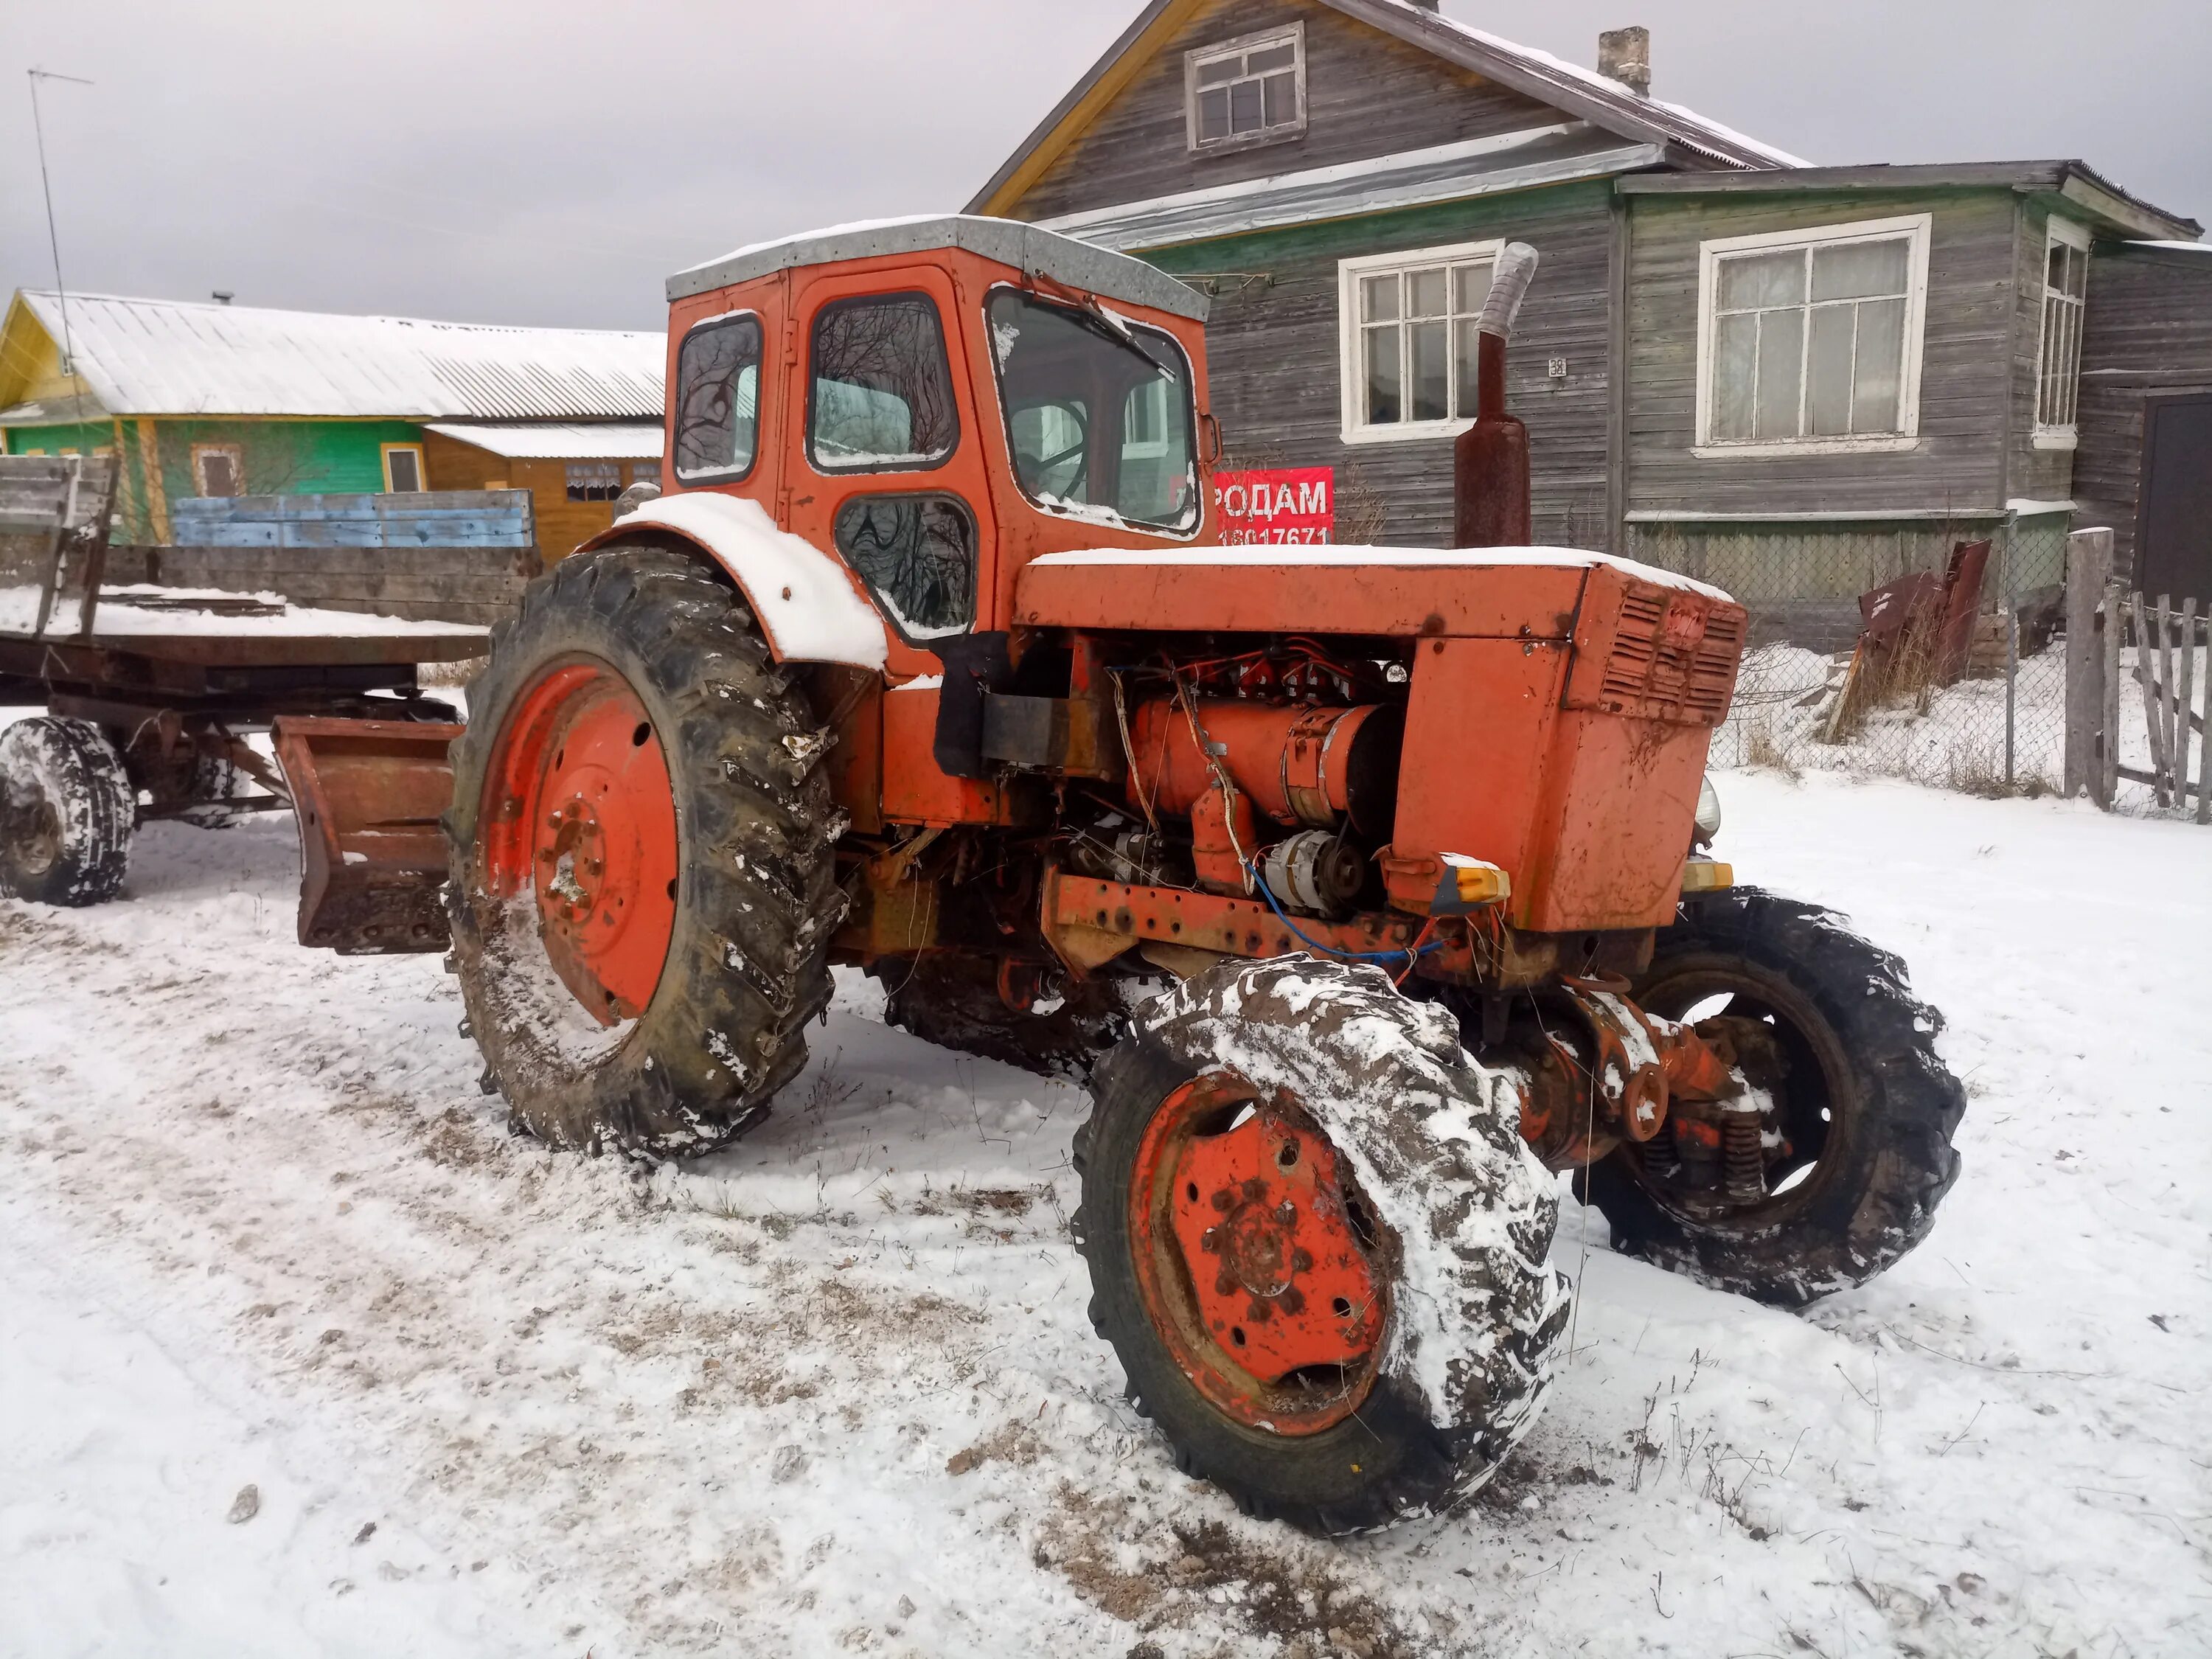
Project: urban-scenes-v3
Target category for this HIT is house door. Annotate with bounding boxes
[2138,391,2212,603]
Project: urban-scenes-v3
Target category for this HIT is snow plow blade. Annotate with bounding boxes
[272,716,463,954]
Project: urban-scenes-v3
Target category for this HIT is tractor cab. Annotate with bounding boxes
[634,217,1218,682]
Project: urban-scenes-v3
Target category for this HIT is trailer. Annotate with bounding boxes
[0,454,485,910]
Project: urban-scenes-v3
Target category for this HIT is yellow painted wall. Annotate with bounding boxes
[422,431,659,567]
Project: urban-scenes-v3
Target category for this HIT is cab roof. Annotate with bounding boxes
[664,213,1211,322]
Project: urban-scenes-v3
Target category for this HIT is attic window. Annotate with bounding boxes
[1186,24,1305,153]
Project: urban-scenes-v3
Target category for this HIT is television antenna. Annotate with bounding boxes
[28,68,95,379]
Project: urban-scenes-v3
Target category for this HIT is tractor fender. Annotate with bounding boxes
[577,493,888,671]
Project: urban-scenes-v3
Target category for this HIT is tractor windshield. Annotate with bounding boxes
[985,288,1200,535]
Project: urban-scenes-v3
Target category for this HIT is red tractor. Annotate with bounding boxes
[277,217,1964,1534]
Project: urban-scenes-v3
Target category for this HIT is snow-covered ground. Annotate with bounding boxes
[2,765,2207,1658]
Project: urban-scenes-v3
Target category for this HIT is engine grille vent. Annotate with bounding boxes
[1599,585,1745,725]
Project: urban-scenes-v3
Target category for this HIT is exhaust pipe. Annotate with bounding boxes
[1453,241,1538,549]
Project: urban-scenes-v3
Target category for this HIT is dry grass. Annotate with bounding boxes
[1742,717,1802,779]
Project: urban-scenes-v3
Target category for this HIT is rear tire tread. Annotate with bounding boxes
[445,545,846,1158]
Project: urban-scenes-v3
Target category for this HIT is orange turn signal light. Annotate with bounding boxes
[1680,858,1734,894]
[1431,855,1511,916]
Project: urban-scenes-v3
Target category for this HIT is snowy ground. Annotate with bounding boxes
[2,765,2208,1658]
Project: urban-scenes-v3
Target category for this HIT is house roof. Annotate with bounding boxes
[967,0,1804,219]
[1615,161,2202,243]
[424,422,664,460]
[1037,126,1664,252]
[1,291,664,424]
[665,214,1211,320]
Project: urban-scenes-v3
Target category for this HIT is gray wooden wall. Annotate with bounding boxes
[2073,246,2212,581]
[2004,200,2076,507]
[1143,182,1617,549]
[1015,0,1562,222]
[1622,188,2034,520]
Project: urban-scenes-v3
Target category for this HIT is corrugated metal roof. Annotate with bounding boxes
[16,292,664,421]
[424,422,664,459]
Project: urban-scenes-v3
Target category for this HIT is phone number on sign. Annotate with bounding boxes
[1222,526,1336,544]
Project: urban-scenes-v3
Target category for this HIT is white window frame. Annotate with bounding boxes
[1693,213,1933,459]
[1184,24,1306,155]
[1336,237,1505,447]
[2032,216,2092,451]
[380,441,427,493]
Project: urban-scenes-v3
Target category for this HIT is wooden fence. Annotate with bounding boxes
[0,455,122,639]
[101,543,534,629]
[2064,526,2210,821]
[119,489,539,627]
[170,489,534,549]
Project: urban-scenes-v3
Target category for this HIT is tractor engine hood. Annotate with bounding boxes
[1012,546,1732,643]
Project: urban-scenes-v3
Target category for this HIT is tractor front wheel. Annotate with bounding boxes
[1581,888,1966,1304]
[1075,956,1570,1534]
[445,545,848,1158]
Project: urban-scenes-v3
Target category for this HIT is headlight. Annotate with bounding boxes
[1694,773,1722,846]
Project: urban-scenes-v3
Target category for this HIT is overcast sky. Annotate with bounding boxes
[4,0,2207,333]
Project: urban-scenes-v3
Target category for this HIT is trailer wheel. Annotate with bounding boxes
[0,717,134,906]
[445,545,849,1158]
[1580,888,1966,1305]
[1074,956,1570,1534]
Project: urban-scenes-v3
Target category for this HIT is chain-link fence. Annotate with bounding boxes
[1628,512,2107,803]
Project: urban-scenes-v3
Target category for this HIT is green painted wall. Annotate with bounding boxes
[4,416,425,542]
[2,419,118,456]
[145,419,425,503]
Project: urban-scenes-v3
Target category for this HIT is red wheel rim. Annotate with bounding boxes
[1129,1073,1387,1436]
[476,658,678,1025]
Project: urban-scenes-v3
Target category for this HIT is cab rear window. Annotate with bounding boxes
[672,315,762,481]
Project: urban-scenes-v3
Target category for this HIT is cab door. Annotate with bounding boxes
[782,262,998,676]
[783,262,1009,825]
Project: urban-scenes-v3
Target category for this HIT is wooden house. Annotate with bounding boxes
[2072,242,2212,602]
[0,291,663,556]
[972,0,2202,620]
[420,423,663,566]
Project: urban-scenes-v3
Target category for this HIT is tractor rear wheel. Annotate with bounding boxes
[0,716,134,906]
[1075,956,1570,1534]
[445,545,848,1158]
[1581,888,1966,1305]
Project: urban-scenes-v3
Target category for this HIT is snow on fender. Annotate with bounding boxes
[585,493,889,670]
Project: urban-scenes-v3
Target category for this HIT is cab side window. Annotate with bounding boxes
[808,293,959,472]
[672,315,762,482]
[833,494,976,641]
